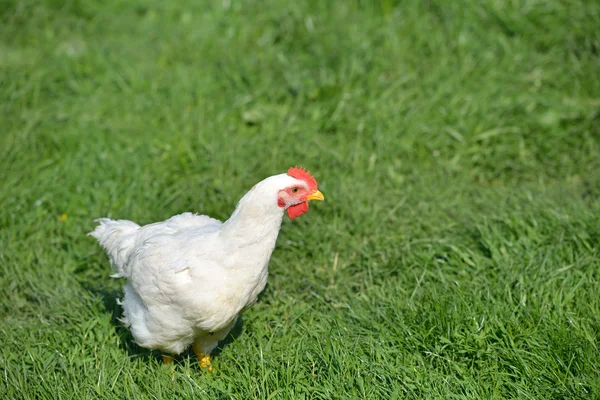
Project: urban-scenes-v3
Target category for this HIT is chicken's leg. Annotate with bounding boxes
[162,354,175,376]
[192,318,237,373]
[192,343,213,372]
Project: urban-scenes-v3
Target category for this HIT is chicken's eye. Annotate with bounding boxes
[291,187,299,193]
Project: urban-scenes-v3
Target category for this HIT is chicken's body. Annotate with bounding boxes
[90,170,323,365]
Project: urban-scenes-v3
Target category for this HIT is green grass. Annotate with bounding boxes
[1,0,600,398]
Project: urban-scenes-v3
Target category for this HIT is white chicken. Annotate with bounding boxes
[90,167,324,370]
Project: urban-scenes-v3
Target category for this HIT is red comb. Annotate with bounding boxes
[287,166,318,191]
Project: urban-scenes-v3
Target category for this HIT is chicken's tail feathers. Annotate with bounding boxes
[89,218,140,278]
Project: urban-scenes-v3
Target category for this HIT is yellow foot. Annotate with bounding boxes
[192,343,213,373]
[200,354,213,372]
[162,355,175,375]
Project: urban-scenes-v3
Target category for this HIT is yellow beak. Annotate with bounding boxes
[306,190,325,201]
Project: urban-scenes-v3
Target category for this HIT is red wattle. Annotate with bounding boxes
[287,202,309,219]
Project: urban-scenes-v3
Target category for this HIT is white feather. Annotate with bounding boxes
[90,173,307,355]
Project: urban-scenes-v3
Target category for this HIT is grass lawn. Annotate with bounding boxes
[1,0,600,398]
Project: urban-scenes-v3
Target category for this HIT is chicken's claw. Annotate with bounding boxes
[200,354,213,373]
[193,343,214,373]
[162,355,175,375]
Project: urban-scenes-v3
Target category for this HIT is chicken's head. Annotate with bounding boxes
[277,166,324,219]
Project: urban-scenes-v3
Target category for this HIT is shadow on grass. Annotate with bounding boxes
[86,285,244,367]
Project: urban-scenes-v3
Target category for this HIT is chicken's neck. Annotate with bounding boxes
[219,204,283,249]
[218,180,286,253]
